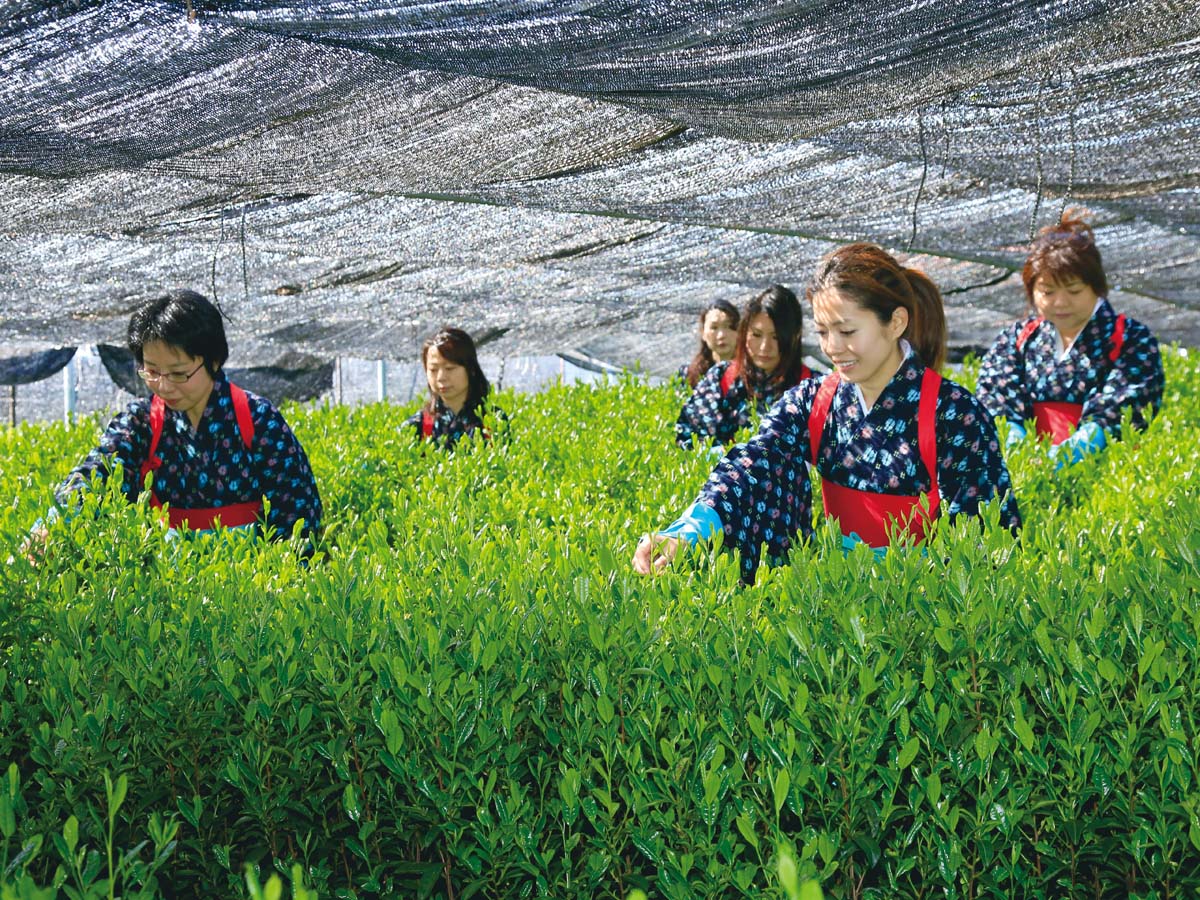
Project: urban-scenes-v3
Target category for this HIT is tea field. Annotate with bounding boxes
[2,352,1199,899]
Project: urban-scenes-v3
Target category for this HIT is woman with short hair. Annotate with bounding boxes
[44,289,322,542]
[975,211,1164,467]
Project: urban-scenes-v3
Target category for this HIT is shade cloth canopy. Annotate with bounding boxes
[2,0,1198,373]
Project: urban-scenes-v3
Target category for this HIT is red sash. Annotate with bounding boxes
[138,383,261,530]
[719,362,739,396]
[1030,401,1082,445]
[1016,313,1126,445]
[808,369,942,548]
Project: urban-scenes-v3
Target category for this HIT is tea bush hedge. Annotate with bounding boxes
[2,351,1199,898]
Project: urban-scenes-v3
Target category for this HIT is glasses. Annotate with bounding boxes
[137,362,205,384]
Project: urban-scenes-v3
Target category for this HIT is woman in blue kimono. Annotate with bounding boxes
[975,212,1164,467]
[675,285,812,450]
[636,243,1020,583]
[403,327,504,450]
[37,289,322,545]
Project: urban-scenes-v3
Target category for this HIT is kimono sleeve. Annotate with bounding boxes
[936,386,1022,534]
[54,400,153,509]
[696,388,814,583]
[975,323,1030,426]
[1080,318,1164,437]
[676,363,728,448]
[251,401,324,541]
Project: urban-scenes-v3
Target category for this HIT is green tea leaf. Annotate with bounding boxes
[897,736,919,769]
[773,768,790,815]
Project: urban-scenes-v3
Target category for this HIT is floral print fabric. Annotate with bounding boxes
[56,371,323,540]
[697,355,1021,582]
[975,297,1163,437]
[403,399,505,450]
[676,360,796,448]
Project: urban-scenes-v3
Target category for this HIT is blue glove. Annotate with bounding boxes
[706,443,726,462]
[841,531,888,560]
[1051,421,1107,471]
[658,501,723,548]
[29,505,64,534]
[1004,420,1028,449]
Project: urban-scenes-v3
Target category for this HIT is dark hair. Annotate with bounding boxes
[420,327,490,415]
[685,299,740,388]
[1021,209,1108,309]
[806,243,947,371]
[127,289,229,375]
[732,285,807,400]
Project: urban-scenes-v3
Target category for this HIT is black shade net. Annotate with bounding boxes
[0,345,76,386]
[2,0,1198,377]
[97,343,332,401]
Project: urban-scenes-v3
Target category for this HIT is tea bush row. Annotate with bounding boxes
[1,352,1199,898]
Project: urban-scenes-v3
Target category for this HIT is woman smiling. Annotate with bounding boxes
[976,212,1164,468]
[637,244,1020,583]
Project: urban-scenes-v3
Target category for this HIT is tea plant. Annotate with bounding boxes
[1,353,1199,898]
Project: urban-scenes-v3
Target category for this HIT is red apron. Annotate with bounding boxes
[719,361,813,397]
[808,369,942,548]
[138,383,261,530]
[1016,314,1126,445]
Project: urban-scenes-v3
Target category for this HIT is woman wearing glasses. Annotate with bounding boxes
[43,289,322,543]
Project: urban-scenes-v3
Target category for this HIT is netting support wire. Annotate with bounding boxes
[406,364,420,403]
[1060,67,1078,223]
[1029,75,1048,242]
[376,360,388,402]
[62,355,77,425]
[939,97,951,180]
[211,212,227,306]
[907,107,928,253]
[408,322,422,401]
[240,207,250,303]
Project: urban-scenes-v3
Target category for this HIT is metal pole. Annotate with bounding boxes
[334,357,343,405]
[7,384,15,427]
[63,356,77,424]
[376,359,387,402]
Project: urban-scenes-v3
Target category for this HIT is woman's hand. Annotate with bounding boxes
[20,526,50,564]
[632,533,682,575]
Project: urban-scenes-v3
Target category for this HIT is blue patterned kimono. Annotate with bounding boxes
[56,371,322,541]
[676,361,795,448]
[403,399,505,450]
[697,356,1021,582]
[975,297,1163,438]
